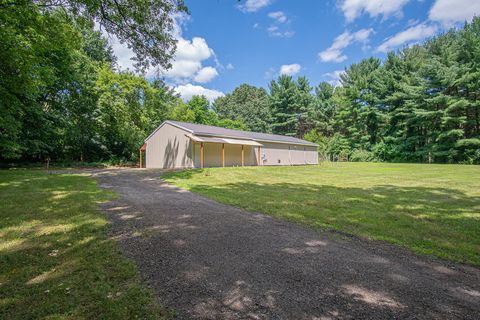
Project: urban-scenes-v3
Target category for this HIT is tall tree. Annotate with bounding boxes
[313,82,337,136]
[295,76,315,137]
[0,7,82,159]
[269,75,299,136]
[186,95,218,125]
[213,84,272,133]
[337,57,385,149]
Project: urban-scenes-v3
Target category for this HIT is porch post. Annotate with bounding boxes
[192,142,195,166]
[139,149,142,168]
[200,142,204,168]
[241,145,244,166]
[257,146,261,166]
[222,143,225,167]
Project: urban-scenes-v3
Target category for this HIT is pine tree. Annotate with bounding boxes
[269,75,299,136]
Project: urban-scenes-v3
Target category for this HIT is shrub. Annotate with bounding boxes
[349,149,379,162]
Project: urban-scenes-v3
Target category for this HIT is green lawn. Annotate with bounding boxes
[163,163,480,265]
[0,170,170,319]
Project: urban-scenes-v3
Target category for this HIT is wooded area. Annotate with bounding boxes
[1,1,479,164]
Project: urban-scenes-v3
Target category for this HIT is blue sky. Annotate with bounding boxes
[111,0,480,102]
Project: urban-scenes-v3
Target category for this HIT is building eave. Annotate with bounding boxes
[144,121,193,142]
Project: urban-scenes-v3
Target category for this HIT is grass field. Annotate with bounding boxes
[163,163,480,266]
[0,170,170,319]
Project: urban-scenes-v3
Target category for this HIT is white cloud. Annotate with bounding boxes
[265,11,293,37]
[226,63,235,70]
[193,66,219,83]
[280,63,301,76]
[319,49,347,63]
[175,37,213,61]
[174,84,224,103]
[318,28,373,62]
[267,25,295,38]
[353,28,373,41]
[429,0,480,25]
[268,11,288,23]
[238,0,273,12]
[377,23,437,53]
[163,60,202,78]
[101,15,219,84]
[340,0,410,22]
[324,70,345,87]
[162,37,219,83]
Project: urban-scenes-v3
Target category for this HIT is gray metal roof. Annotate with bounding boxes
[163,120,318,147]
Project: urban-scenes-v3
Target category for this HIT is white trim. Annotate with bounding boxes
[185,133,204,142]
[222,138,263,146]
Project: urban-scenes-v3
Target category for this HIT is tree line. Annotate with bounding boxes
[1,2,479,165]
[214,18,480,164]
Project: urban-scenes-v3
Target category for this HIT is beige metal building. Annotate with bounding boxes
[140,121,318,168]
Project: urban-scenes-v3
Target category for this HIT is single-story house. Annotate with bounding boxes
[139,120,318,168]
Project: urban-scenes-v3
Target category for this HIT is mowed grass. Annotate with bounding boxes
[0,170,170,319]
[163,163,480,265]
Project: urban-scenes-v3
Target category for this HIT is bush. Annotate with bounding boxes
[304,130,353,161]
[349,149,379,162]
[455,139,480,164]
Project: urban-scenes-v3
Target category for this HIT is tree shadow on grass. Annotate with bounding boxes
[0,172,169,320]
[185,181,480,265]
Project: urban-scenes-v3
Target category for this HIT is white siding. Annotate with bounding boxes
[144,123,193,169]
[260,142,291,165]
[259,142,318,166]
[305,146,318,165]
[290,145,305,164]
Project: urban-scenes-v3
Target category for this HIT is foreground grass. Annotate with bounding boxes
[164,163,480,265]
[0,170,169,319]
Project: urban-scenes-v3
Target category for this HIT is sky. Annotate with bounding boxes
[110,0,480,102]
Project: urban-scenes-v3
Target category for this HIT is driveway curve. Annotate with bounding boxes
[93,169,480,319]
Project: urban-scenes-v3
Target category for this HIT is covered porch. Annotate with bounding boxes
[187,134,263,168]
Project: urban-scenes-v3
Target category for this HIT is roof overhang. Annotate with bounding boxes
[192,132,318,147]
[186,134,263,146]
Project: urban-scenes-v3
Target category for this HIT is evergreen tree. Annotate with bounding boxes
[295,76,315,138]
[269,75,299,136]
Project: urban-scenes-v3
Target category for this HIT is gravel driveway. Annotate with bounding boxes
[93,169,480,319]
